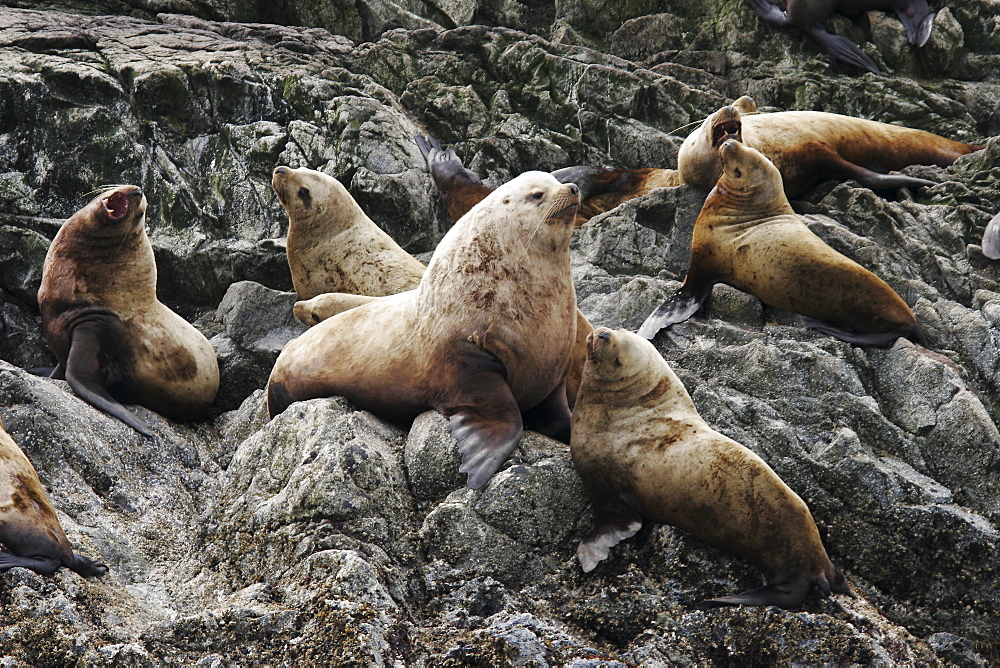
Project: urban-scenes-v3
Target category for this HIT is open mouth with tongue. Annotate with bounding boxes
[102,191,131,222]
[712,118,742,148]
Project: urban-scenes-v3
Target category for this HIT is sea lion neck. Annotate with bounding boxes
[700,184,793,226]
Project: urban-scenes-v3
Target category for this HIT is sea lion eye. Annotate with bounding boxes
[532,191,544,200]
[298,187,310,198]
[734,168,742,178]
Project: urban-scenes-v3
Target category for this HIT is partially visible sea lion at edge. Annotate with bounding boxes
[641,139,925,346]
[0,418,107,577]
[37,186,220,437]
[269,172,581,489]
[679,96,982,198]
[746,0,935,74]
[273,165,426,300]
[572,327,852,609]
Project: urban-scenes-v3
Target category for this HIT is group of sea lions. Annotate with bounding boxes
[2,89,984,611]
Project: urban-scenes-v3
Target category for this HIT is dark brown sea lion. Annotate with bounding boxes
[0,418,107,577]
[272,166,426,300]
[37,186,220,437]
[572,327,852,609]
[415,135,680,226]
[641,139,925,345]
[679,96,982,198]
[747,0,936,74]
[268,172,580,489]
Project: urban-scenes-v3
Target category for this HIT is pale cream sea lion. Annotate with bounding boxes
[640,139,925,346]
[272,166,426,300]
[269,172,580,489]
[37,186,219,436]
[572,327,852,609]
[0,418,107,577]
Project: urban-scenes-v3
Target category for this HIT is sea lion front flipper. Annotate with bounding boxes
[577,493,643,572]
[550,166,645,201]
[0,552,62,576]
[694,581,811,610]
[805,25,880,74]
[521,378,572,443]
[64,322,155,438]
[439,347,524,490]
[415,135,492,222]
[637,280,714,339]
[745,0,796,28]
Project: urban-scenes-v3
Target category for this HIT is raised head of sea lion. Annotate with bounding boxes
[272,165,426,300]
[679,96,982,198]
[642,139,925,345]
[415,135,680,226]
[37,186,220,437]
[0,418,107,577]
[268,172,581,489]
[572,327,852,609]
[747,0,935,74]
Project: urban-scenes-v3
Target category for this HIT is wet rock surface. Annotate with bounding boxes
[0,1,998,664]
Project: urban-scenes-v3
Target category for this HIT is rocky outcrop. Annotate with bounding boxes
[0,2,998,664]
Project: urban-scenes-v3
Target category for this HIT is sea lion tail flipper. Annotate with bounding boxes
[745,0,796,28]
[805,25,880,74]
[69,552,109,577]
[64,323,155,438]
[694,581,811,610]
[637,282,712,339]
[0,552,62,576]
[577,497,643,572]
[897,2,934,46]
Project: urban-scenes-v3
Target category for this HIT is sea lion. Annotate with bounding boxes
[416,135,680,226]
[746,0,935,74]
[268,172,580,489]
[572,327,852,609]
[679,96,982,198]
[982,212,1000,260]
[0,418,107,577]
[272,166,426,300]
[640,139,925,345]
[37,186,220,437]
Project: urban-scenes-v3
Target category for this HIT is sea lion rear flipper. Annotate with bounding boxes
[521,379,572,443]
[982,213,1000,260]
[64,323,155,438]
[0,552,62,576]
[637,281,713,339]
[550,166,644,201]
[816,147,937,192]
[577,494,643,572]
[69,552,109,577]
[805,25,880,74]
[694,581,810,610]
[415,135,492,222]
[439,348,524,490]
[896,2,934,46]
[27,366,59,377]
[802,317,925,346]
[745,0,796,28]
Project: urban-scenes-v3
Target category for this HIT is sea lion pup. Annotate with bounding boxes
[572,327,852,609]
[0,418,107,577]
[640,139,925,346]
[38,186,220,437]
[272,166,426,300]
[415,135,680,226]
[746,0,935,74]
[679,96,982,198]
[268,172,581,489]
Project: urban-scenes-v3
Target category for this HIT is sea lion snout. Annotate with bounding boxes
[586,327,613,361]
[101,186,144,223]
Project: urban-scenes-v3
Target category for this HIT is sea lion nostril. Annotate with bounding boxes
[274,166,288,175]
[568,183,580,196]
[597,330,611,340]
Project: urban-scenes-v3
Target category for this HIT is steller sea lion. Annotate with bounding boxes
[268,172,580,489]
[640,139,925,345]
[678,96,982,198]
[0,418,107,577]
[572,327,852,609]
[272,166,426,300]
[37,186,219,437]
[746,0,936,74]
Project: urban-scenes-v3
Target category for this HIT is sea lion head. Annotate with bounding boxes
[77,185,146,238]
[485,171,580,248]
[678,97,758,189]
[715,139,783,200]
[273,166,359,232]
[584,327,660,382]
